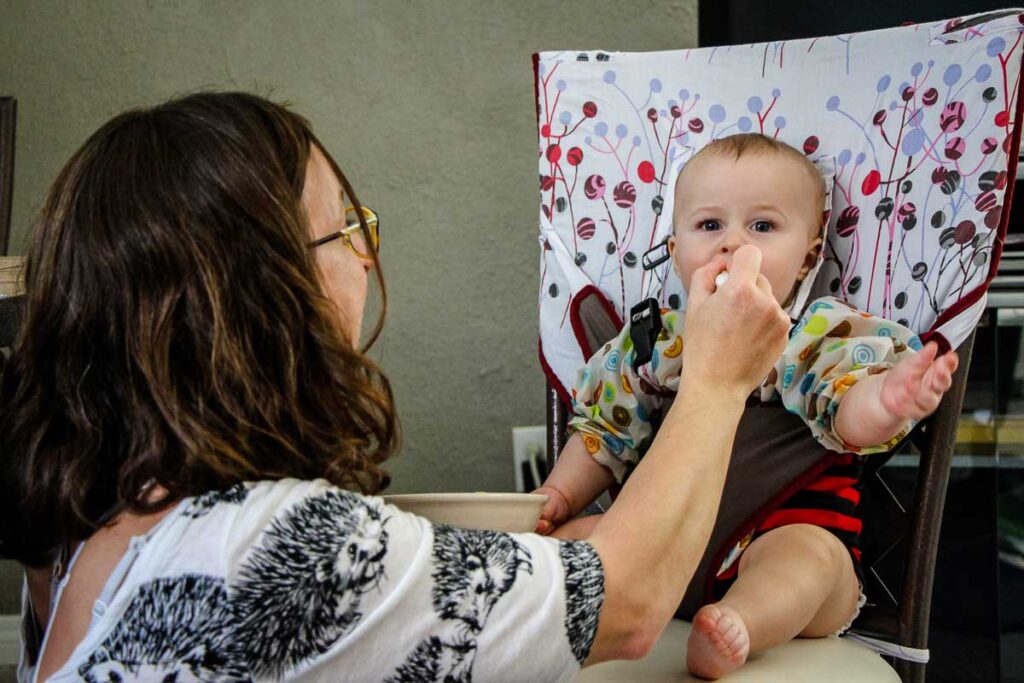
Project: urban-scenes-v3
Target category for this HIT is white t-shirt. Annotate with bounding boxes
[19,478,604,682]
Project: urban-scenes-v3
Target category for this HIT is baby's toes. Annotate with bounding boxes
[687,603,750,679]
[721,622,747,658]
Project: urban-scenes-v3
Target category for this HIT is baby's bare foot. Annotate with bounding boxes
[686,603,750,680]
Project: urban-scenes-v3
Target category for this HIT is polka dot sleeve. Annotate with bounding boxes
[767,296,923,455]
[568,308,685,483]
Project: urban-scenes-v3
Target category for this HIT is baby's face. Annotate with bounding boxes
[669,152,822,306]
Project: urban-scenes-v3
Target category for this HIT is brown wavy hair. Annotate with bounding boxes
[0,92,399,566]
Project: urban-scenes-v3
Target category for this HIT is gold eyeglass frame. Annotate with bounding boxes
[308,205,380,260]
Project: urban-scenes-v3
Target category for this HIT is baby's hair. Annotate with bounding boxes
[674,133,826,232]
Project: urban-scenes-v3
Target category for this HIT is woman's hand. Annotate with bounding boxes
[681,245,790,396]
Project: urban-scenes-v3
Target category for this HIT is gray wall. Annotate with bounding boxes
[0,0,696,614]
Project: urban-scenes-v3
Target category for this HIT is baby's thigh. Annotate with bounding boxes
[740,524,860,635]
[738,523,851,576]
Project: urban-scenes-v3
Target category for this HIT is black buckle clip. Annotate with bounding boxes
[641,238,671,271]
[628,298,662,372]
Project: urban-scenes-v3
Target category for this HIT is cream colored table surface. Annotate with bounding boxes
[577,620,899,682]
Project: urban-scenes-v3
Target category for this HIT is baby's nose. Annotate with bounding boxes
[718,227,749,253]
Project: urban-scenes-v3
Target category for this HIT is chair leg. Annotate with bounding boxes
[546,383,567,470]
[895,658,925,683]
[895,330,976,683]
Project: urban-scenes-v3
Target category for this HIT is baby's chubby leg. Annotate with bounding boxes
[686,523,861,679]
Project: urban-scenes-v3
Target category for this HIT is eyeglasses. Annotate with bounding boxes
[308,206,380,260]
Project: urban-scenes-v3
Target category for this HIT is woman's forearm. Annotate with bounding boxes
[834,373,907,448]
[583,380,747,663]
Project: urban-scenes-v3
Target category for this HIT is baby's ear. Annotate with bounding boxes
[667,235,682,279]
[797,237,823,279]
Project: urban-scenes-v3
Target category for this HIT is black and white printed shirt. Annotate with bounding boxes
[19,478,604,682]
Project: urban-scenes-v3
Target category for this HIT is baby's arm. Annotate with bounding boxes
[535,305,683,534]
[534,431,616,535]
[835,341,958,448]
[774,297,959,454]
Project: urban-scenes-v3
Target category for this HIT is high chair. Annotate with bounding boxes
[534,10,1022,681]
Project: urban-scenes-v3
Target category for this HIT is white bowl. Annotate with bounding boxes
[382,492,548,533]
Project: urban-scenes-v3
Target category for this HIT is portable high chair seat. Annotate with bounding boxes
[534,10,1023,682]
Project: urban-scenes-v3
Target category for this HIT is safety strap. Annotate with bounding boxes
[844,632,930,664]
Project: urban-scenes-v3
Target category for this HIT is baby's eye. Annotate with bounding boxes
[698,220,721,231]
[750,220,774,233]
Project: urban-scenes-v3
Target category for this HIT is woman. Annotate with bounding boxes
[0,92,789,681]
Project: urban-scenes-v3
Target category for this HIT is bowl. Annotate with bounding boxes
[382,492,548,533]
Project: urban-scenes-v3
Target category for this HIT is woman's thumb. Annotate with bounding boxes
[688,261,724,307]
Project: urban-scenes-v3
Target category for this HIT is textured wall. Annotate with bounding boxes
[0,0,696,614]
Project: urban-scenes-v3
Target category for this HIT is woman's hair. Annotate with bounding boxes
[0,92,398,566]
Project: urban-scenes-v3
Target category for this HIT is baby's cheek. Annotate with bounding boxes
[679,264,698,293]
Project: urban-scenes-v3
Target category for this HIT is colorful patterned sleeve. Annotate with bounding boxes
[568,307,686,483]
[768,296,923,455]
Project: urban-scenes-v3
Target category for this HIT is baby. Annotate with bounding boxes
[534,133,959,679]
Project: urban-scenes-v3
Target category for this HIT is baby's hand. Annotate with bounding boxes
[879,341,959,421]
[532,485,572,535]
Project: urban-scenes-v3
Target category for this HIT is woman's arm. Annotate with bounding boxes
[582,246,791,664]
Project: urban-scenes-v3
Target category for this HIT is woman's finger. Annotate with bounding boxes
[728,244,762,284]
[687,259,728,308]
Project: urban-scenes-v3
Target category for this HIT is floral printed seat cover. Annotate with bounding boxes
[535,10,1024,401]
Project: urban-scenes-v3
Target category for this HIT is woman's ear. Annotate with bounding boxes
[797,237,823,280]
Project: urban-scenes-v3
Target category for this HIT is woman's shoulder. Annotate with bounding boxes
[179,477,348,518]
[48,480,412,681]
[112,478,428,592]
[176,477,395,525]
[169,478,425,561]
